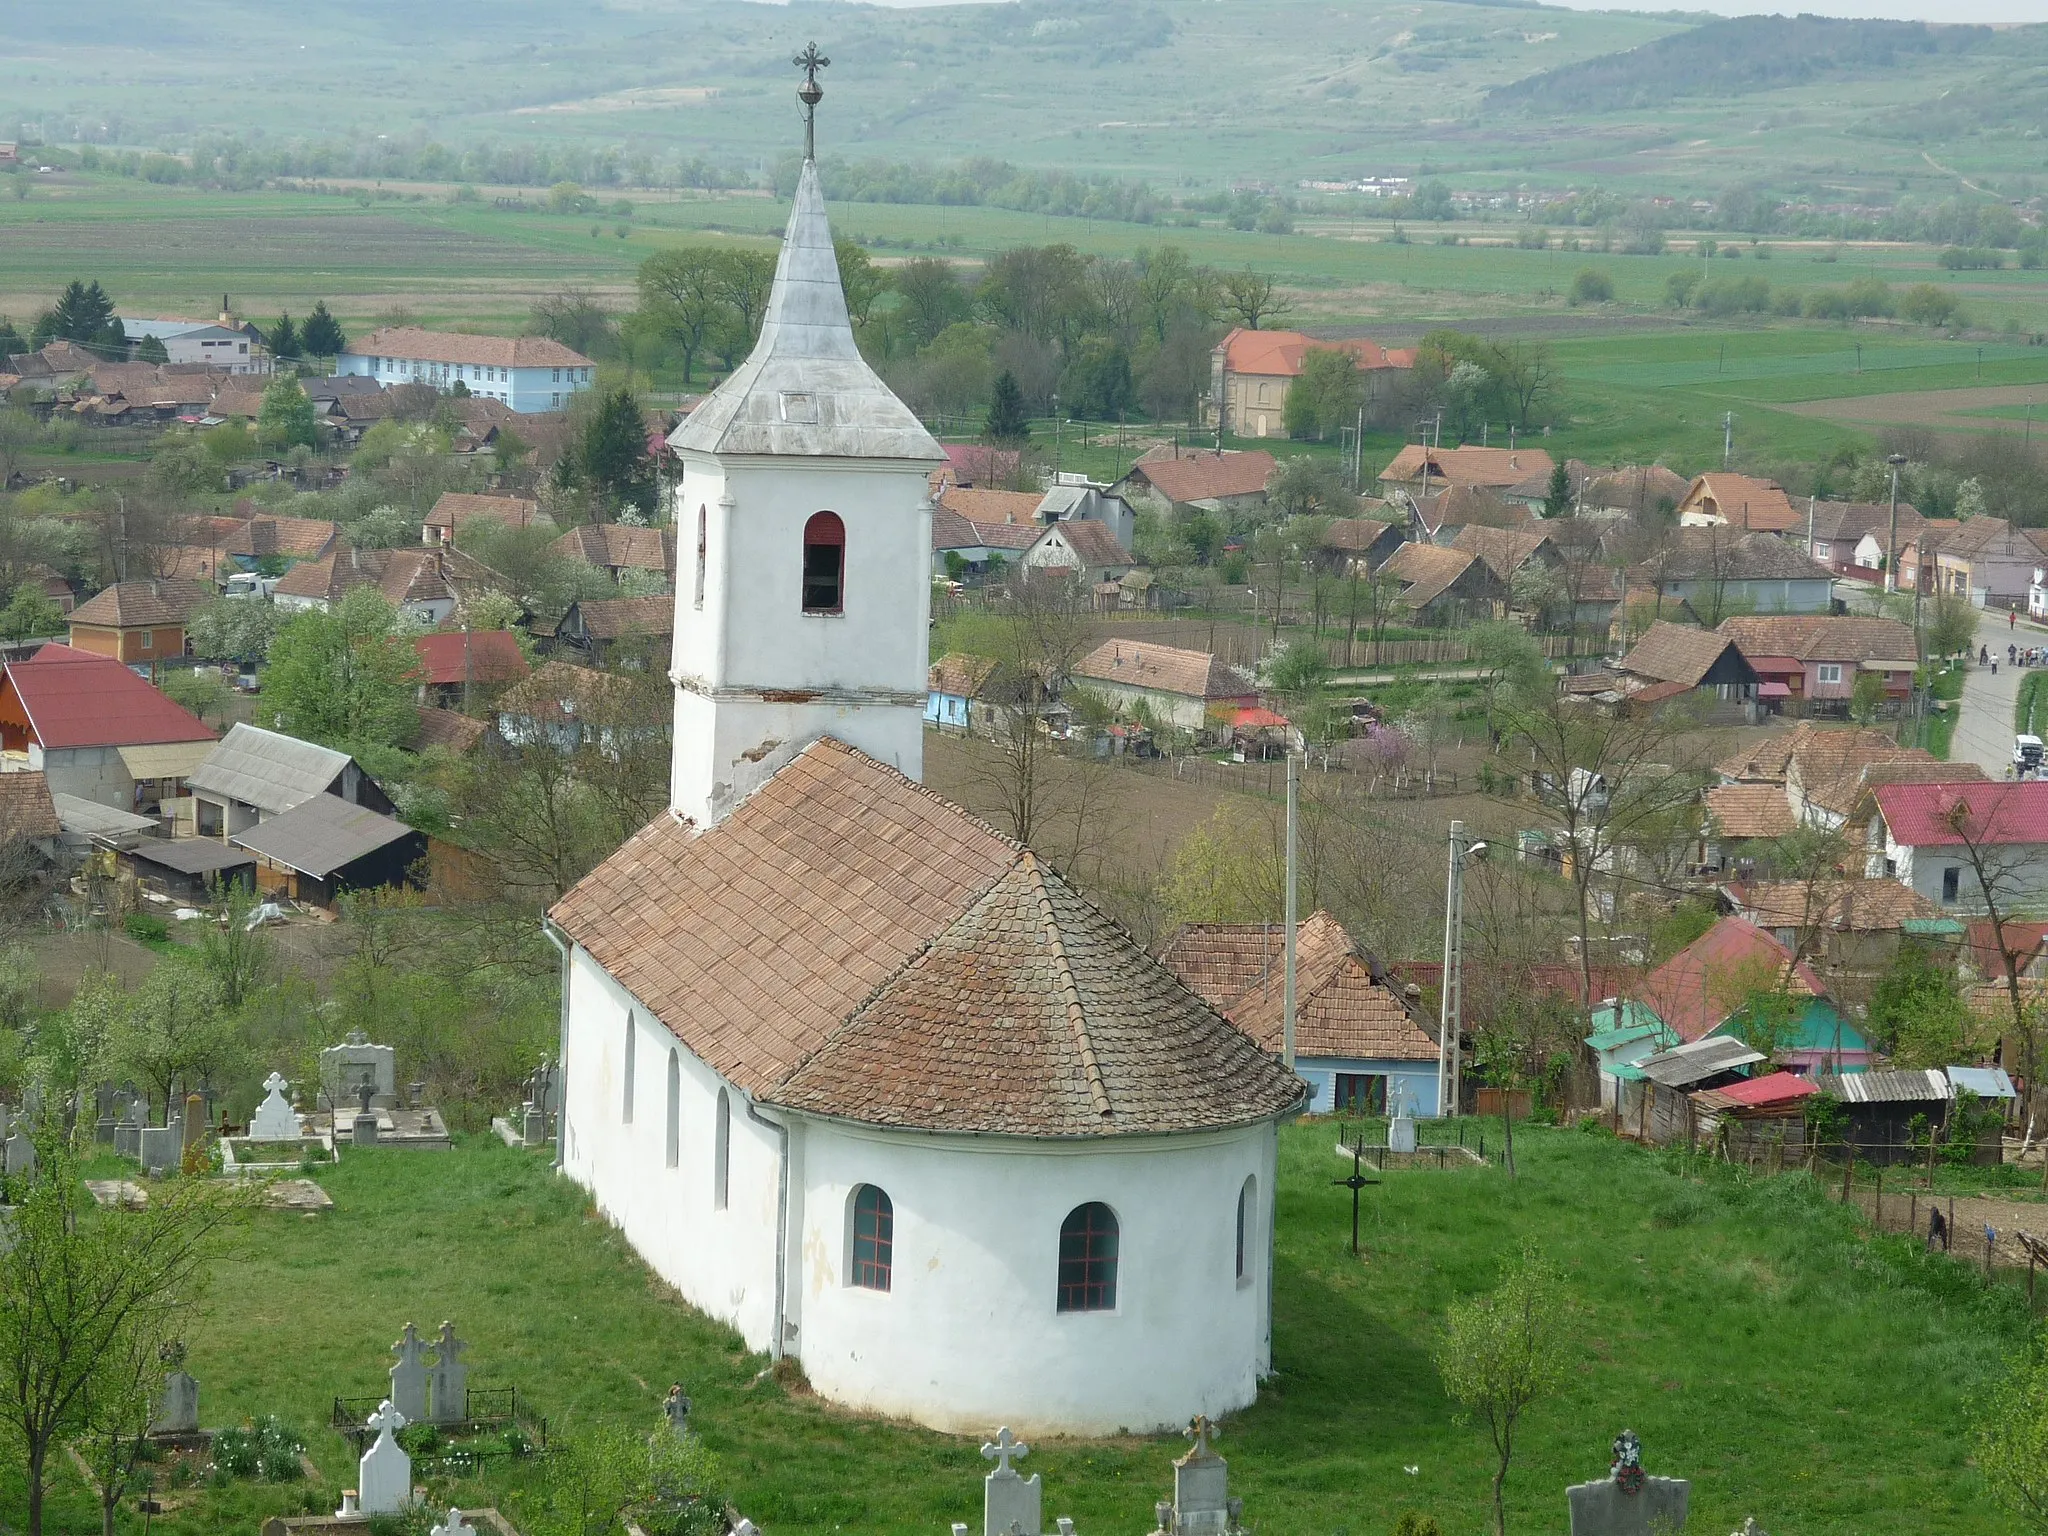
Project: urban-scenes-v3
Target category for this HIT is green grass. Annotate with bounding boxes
[1926,663,1967,759]
[27,1123,2031,1535]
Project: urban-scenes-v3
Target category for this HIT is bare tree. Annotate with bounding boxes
[1937,790,2048,1131]
[976,570,1097,853]
[1219,267,1291,331]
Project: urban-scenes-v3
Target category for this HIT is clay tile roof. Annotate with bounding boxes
[1452,523,1550,582]
[68,578,212,630]
[938,486,1044,526]
[1322,517,1393,554]
[1716,721,1833,784]
[929,653,998,698]
[1381,542,1482,610]
[1582,464,1691,513]
[348,326,593,370]
[563,596,674,642]
[1702,784,1797,840]
[412,707,489,755]
[1717,615,1918,665]
[1073,639,1256,701]
[413,630,530,687]
[1805,500,1918,542]
[425,492,543,534]
[1873,780,2048,848]
[1161,911,1439,1062]
[0,771,60,839]
[1936,515,2040,560]
[550,523,674,573]
[1619,621,1749,688]
[231,514,338,560]
[1381,444,1555,490]
[551,738,1304,1136]
[1219,328,1414,377]
[969,519,1042,552]
[1683,473,1800,533]
[1640,917,1824,1043]
[1727,879,1942,933]
[274,548,461,608]
[931,507,981,552]
[1126,450,1277,505]
[1414,484,1529,534]
[1038,518,1130,568]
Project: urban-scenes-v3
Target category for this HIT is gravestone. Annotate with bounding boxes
[94,1085,116,1146]
[321,1031,397,1109]
[1167,1417,1239,1536]
[152,1343,199,1436]
[5,1131,34,1177]
[115,1101,142,1159]
[1567,1430,1689,1536]
[428,1320,468,1425]
[249,1073,301,1141]
[1388,1114,1418,1155]
[390,1322,430,1422]
[356,1399,411,1515]
[138,1125,180,1176]
[982,1427,1040,1536]
[663,1383,691,1436]
[354,1082,381,1147]
[430,1510,476,1536]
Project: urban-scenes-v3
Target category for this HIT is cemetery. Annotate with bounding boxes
[7,1111,2013,1535]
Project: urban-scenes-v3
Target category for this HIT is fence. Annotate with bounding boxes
[332,1386,549,1470]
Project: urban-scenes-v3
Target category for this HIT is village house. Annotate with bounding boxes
[0,644,215,815]
[1674,472,1800,534]
[1868,780,2048,911]
[413,707,491,756]
[273,547,494,625]
[413,630,530,708]
[552,523,675,588]
[64,578,212,678]
[422,492,547,547]
[1720,878,1943,976]
[1633,529,1836,619]
[1019,518,1134,587]
[1717,614,1919,714]
[1205,328,1414,439]
[1162,911,1443,1116]
[930,507,1041,577]
[1698,784,1798,875]
[1378,444,1556,500]
[1377,543,1505,627]
[232,794,427,909]
[1407,484,1529,541]
[1615,621,1759,707]
[185,722,395,843]
[497,660,668,752]
[1637,915,1872,1073]
[1929,516,2048,606]
[1037,481,1138,553]
[1071,639,1257,735]
[1113,449,1276,519]
[334,327,596,413]
[552,596,674,667]
[925,654,998,733]
[119,317,264,374]
[1451,524,1555,586]
[1578,463,1691,519]
[1318,515,1405,573]
[1583,1002,1680,1109]
[1803,500,1921,581]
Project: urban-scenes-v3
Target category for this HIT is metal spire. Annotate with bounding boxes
[793,42,829,163]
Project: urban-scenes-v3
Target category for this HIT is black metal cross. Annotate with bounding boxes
[792,42,830,160]
[1331,1144,1379,1256]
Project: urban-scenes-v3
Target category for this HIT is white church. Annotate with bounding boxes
[546,79,1306,1437]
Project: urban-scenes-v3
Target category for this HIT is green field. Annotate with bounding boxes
[24,1123,2029,1536]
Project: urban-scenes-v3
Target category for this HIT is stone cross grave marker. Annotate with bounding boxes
[152,1339,199,1436]
[982,1426,1040,1536]
[356,1398,411,1515]
[115,1099,141,1158]
[249,1073,301,1141]
[322,1031,396,1107]
[664,1382,691,1436]
[5,1130,34,1177]
[1172,1416,1236,1536]
[390,1322,430,1422]
[428,1320,468,1424]
[1566,1430,1688,1536]
[429,1508,476,1536]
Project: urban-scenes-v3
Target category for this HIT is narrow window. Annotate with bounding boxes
[714,1088,730,1210]
[1942,866,1961,905]
[665,1050,680,1169]
[1057,1202,1118,1313]
[622,1014,636,1124]
[694,504,708,611]
[802,511,845,614]
[850,1184,893,1291]
[1235,1175,1256,1283]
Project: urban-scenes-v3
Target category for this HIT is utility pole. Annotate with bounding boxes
[1722,411,1734,469]
[1353,403,1365,493]
[1806,494,1816,560]
[1437,820,1486,1118]
[1052,392,1062,479]
[1885,452,1908,596]
[1283,751,1299,1072]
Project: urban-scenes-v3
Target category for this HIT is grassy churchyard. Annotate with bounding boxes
[33,1120,2030,1536]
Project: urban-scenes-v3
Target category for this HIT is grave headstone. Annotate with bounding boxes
[180,1093,206,1171]
[5,1131,34,1177]
[1566,1430,1689,1536]
[522,1104,547,1148]
[1388,1114,1417,1155]
[151,1342,199,1436]
[390,1322,430,1422]
[429,1508,476,1536]
[428,1320,468,1425]
[1170,1417,1235,1536]
[321,1031,397,1109]
[0,1104,12,1143]
[356,1398,412,1515]
[249,1073,301,1141]
[982,1427,1040,1536]
[138,1125,180,1176]
[115,1101,142,1159]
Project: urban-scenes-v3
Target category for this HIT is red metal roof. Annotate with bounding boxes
[1873,780,2048,848]
[2,644,215,750]
[1233,706,1291,730]
[1639,917,1825,1043]
[1717,1071,1818,1107]
[413,630,531,688]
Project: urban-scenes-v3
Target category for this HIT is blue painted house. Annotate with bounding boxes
[925,654,997,733]
[1163,910,1443,1116]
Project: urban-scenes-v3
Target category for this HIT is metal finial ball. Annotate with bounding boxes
[799,79,823,107]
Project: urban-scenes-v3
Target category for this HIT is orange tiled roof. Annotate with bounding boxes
[1218,327,1415,378]
[1702,784,1797,840]
[1381,444,1556,491]
[1679,473,1799,533]
[1726,878,1942,933]
[1125,450,1277,505]
[348,327,593,369]
[551,523,674,574]
[68,578,212,630]
[1073,639,1256,701]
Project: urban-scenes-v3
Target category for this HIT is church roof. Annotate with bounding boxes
[669,161,943,464]
[549,737,1305,1137]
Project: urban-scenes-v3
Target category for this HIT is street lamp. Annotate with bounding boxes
[1885,453,1908,595]
[1438,824,1489,1118]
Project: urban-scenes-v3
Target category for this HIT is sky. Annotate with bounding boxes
[849,0,2044,20]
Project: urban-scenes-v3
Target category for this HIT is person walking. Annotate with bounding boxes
[2012,610,2019,631]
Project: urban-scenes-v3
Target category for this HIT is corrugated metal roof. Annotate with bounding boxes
[1947,1066,2017,1100]
[129,838,256,876]
[231,794,417,878]
[117,741,215,781]
[1812,1068,1949,1104]
[187,723,350,816]
[52,792,156,840]
[1638,1035,1766,1087]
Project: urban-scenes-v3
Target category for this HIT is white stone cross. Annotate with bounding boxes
[367,1398,407,1440]
[358,1397,412,1515]
[430,1507,476,1536]
[982,1427,1029,1476]
[249,1074,301,1141]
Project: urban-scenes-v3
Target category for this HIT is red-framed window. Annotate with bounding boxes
[1057,1201,1118,1313]
[850,1183,893,1291]
[802,511,845,614]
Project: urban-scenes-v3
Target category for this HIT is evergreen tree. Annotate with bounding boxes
[984,370,1029,446]
[50,280,114,344]
[134,335,169,365]
[579,386,656,518]
[0,316,21,360]
[299,301,346,358]
[267,312,298,361]
[1541,461,1573,519]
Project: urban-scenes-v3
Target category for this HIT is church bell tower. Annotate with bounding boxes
[664,49,944,827]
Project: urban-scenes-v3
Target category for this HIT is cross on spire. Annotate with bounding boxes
[793,42,830,162]
[981,1426,1029,1476]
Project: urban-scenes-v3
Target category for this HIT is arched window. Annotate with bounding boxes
[665,1050,680,1169]
[694,504,707,611]
[801,511,845,614]
[622,1014,636,1124]
[1235,1175,1256,1284]
[713,1089,730,1210]
[1057,1202,1118,1313]
[849,1184,893,1291]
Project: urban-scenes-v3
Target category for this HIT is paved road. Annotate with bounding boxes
[1953,610,2048,778]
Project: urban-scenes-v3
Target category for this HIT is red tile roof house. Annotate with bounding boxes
[414,630,531,709]
[1717,615,1920,712]
[1932,516,2048,607]
[1072,639,1257,736]
[0,644,215,816]
[1205,328,1414,440]
[1868,780,2048,912]
[1113,449,1277,518]
[422,492,548,548]
[1019,518,1134,586]
[1378,444,1556,498]
[1636,916,1871,1073]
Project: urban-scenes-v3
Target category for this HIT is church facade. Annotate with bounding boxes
[547,151,1305,1437]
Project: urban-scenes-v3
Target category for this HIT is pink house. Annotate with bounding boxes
[1718,615,1920,707]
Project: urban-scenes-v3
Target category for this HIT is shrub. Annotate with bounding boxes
[1939,247,2002,270]
[1395,1515,1443,1536]
[1769,289,1804,316]
[1845,274,1894,318]
[1901,284,1961,328]
[1568,267,1614,305]
[1803,288,1850,321]
[1698,275,1771,317]
[123,913,169,944]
